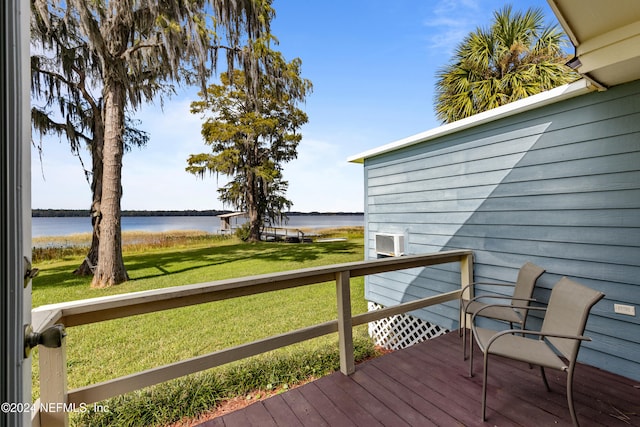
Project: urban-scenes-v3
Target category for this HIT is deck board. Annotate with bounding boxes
[261,397,301,426]
[313,374,384,427]
[324,371,411,426]
[296,383,356,427]
[200,332,640,426]
[280,388,328,427]
[350,369,433,426]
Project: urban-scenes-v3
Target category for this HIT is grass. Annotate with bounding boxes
[31,227,374,426]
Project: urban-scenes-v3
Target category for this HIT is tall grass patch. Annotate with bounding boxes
[33,231,232,263]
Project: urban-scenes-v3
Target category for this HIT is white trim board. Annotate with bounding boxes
[348,79,594,164]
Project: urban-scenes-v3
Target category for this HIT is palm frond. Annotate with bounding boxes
[434,5,576,123]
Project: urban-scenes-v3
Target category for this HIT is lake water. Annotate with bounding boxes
[32,214,364,238]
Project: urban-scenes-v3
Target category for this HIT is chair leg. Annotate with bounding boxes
[459,300,464,337]
[469,331,474,377]
[462,326,466,360]
[540,366,551,392]
[481,352,489,422]
[462,323,468,360]
[567,367,579,427]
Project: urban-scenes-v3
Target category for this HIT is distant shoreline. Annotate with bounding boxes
[32,209,364,218]
[32,214,365,241]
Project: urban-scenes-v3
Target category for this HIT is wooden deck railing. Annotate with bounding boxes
[30,250,473,427]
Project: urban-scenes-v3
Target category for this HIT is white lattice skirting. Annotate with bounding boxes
[367,301,448,350]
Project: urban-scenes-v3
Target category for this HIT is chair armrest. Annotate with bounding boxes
[463,295,514,308]
[471,282,517,287]
[460,282,515,298]
[484,329,592,350]
[468,295,536,304]
[470,303,547,326]
[459,282,518,313]
[463,297,538,314]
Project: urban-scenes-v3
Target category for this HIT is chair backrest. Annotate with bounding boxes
[511,262,546,315]
[541,277,605,362]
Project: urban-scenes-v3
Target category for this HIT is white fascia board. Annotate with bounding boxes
[347,79,593,164]
[577,21,640,74]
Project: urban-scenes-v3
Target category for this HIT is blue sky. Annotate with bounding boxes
[31,0,559,212]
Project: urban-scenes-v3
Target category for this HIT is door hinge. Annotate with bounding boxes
[24,324,66,359]
[24,256,39,288]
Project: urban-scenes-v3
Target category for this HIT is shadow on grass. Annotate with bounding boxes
[127,240,360,280]
[32,240,361,294]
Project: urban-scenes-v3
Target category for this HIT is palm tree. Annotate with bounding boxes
[33,0,273,287]
[434,6,579,123]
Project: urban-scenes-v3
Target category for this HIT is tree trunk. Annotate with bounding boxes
[246,170,262,242]
[74,106,104,276]
[73,222,99,276]
[91,81,128,287]
[248,212,261,242]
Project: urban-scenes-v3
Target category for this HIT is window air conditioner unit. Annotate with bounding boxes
[375,233,405,257]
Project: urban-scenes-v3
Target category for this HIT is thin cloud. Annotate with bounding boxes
[423,0,486,55]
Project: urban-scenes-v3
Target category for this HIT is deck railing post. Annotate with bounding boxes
[38,335,68,427]
[459,253,474,328]
[336,271,355,375]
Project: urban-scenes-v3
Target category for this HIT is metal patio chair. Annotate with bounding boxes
[460,262,545,360]
[471,276,605,426]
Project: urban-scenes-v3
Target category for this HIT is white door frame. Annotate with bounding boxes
[1,0,32,425]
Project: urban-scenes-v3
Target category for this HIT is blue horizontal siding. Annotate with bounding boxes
[363,79,640,381]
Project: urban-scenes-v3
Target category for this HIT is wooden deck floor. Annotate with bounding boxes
[200,332,640,426]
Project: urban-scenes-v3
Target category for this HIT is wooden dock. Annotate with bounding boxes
[261,226,314,243]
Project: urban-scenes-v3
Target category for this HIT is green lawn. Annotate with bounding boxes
[31,229,373,425]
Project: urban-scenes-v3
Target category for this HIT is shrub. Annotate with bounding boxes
[234,223,251,241]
